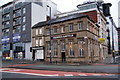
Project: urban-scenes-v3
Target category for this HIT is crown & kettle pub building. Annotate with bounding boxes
[32,14,103,63]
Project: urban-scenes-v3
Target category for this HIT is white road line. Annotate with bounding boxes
[0,68,11,71]
[1,70,59,77]
[104,74,116,76]
[79,74,87,76]
[92,74,102,76]
[64,74,73,76]
[11,69,21,71]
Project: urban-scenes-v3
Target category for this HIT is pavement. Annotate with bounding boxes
[2,60,120,74]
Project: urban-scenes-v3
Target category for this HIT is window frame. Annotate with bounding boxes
[78,22,83,30]
[39,39,42,46]
[54,42,58,56]
[22,24,26,31]
[22,16,26,23]
[69,24,74,31]
[79,48,85,57]
[36,29,38,35]
[35,39,38,46]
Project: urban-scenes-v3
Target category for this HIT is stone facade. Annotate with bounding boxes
[32,15,102,63]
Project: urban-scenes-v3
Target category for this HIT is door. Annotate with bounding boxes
[32,50,35,60]
[35,50,44,60]
[61,52,66,62]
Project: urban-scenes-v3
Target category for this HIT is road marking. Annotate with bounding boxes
[0,69,7,71]
[92,74,102,76]
[11,69,21,71]
[1,68,118,77]
[79,74,87,76]
[1,70,59,77]
[64,74,73,76]
[0,68,11,71]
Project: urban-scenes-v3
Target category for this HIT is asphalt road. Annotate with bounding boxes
[2,60,119,74]
[2,72,119,80]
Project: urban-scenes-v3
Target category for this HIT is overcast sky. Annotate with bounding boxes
[0,0,119,26]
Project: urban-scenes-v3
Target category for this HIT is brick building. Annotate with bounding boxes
[32,14,101,63]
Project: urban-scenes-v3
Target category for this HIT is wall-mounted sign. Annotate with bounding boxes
[53,34,76,39]
[13,33,21,42]
[99,38,105,43]
[2,36,10,43]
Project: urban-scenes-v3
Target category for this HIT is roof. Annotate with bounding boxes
[1,1,13,8]
[77,2,96,8]
[32,13,95,29]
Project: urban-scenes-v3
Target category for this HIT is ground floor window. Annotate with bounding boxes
[69,48,74,56]
[46,42,50,56]
[54,42,58,56]
[69,40,74,56]
[79,48,84,57]
[2,44,10,52]
[61,41,65,51]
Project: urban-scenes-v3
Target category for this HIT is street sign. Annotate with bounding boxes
[99,38,105,43]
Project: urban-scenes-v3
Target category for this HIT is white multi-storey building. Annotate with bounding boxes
[118,1,120,28]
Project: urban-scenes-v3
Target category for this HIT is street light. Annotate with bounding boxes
[109,17,115,63]
[47,5,52,63]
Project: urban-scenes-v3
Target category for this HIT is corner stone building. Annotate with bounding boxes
[32,14,102,63]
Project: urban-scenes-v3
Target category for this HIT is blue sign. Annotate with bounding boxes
[2,36,10,43]
[13,33,21,42]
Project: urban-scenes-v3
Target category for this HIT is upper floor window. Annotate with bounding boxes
[3,21,10,28]
[69,24,74,31]
[15,2,22,9]
[78,22,83,30]
[36,29,38,35]
[13,25,21,33]
[39,39,42,46]
[46,28,50,35]
[22,16,26,23]
[22,8,26,14]
[22,24,26,31]
[78,38,84,46]
[3,14,10,21]
[39,28,42,34]
[2,29,9,36]
[13,18,21,25]
[61,27,65,33]
[87,23,90,30]
[54,27,58,34]
[14,10,21,17]
[35,39,38,46]
[3,8,10,14]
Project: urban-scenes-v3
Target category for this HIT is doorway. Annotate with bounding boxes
[32,50,35,61]
[61,52,66,62]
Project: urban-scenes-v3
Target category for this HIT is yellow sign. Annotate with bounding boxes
[99,38,105,43]
[112,50,115,52]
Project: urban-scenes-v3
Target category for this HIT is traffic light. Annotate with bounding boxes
[10,43,12,50]
[102,3,112,17]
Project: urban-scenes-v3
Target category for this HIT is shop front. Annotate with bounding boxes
[32,47,44,61]
[13,42,25,59]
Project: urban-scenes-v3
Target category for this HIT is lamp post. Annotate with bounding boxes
[109,17,115,63]
[47,5,52,63]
